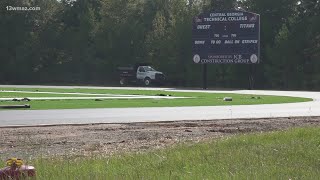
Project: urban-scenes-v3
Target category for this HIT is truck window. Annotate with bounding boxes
[138,67,145,72]
[144,66,155,72]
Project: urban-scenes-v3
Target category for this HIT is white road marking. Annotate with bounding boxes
[0,90,190,100]
[0,96,188,100]
[1,90,149,97]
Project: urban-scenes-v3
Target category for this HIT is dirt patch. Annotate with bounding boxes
[0,116,320,158]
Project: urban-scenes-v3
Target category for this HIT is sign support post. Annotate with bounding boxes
[203,64,207,89]
[249,64,256,90]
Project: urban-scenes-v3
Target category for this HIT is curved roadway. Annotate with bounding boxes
[0,85,320,127]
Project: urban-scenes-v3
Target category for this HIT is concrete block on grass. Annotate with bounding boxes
[223,97,233,101]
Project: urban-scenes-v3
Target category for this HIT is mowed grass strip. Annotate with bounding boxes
[0,87,312,110]
[30,127,320,179]
[0,92,111,98]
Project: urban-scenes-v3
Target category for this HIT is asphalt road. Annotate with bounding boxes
[1,85,320,127]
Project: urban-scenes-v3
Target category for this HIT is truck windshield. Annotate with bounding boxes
[144,66,155,71]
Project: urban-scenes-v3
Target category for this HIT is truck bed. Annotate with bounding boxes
[117,67,135,77]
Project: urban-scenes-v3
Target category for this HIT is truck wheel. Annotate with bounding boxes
[144,77,151,86]
[120,78,126,86]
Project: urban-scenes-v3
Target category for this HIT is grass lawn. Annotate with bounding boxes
[0,92,110,98]
[0,87,311,110]
[27,127,320,179]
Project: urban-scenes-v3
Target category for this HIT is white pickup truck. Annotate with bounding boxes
[117,64,165,86]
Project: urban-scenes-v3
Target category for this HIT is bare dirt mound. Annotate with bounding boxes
[0,116,319,158]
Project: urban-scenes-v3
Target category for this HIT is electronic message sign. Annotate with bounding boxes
[192,10,260,64]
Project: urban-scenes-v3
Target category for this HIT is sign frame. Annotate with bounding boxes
[192,10,261,64]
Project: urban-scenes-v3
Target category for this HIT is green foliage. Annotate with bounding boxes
[1,0,320,89]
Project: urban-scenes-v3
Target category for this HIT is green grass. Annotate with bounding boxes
[0,92,110,98]
[0,87,312,110]
[24,127,320,179]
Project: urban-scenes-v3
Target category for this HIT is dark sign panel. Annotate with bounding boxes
[192,11,260,64]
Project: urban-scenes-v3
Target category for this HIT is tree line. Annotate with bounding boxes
[0,0,319,90]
